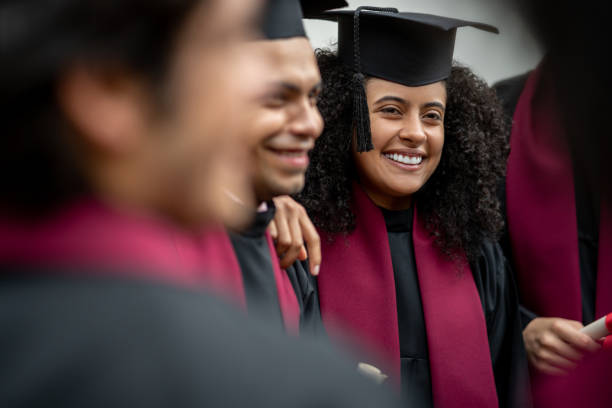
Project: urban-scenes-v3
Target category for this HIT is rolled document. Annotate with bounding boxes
[357,362,388,384]
[580,313,612,339]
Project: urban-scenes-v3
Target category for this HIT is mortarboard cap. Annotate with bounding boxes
[311,7,499,151]
[261,0,347,40]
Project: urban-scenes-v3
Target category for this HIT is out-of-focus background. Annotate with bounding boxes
[304,0,543,84]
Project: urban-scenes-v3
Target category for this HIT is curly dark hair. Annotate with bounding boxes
[297,48,510,263]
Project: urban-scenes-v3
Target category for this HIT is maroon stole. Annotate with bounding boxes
[506,65,612,322]
[506,64,612,408]
[187,227,301,335]
[0,199,209,287]
[317,185,498,408]
[186,226,247,308]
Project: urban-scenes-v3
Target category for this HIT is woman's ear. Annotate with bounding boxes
[57,65,150,156]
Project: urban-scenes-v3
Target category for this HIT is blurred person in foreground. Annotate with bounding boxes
[0,1,402,407]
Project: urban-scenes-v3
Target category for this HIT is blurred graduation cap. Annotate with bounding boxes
[310,7,499,151]
[261,0,347,39]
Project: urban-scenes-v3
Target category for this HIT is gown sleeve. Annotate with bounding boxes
[471,240,533,408]
[285,259,326,338]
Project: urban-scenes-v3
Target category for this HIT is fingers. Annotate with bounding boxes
[538,332,584,361]
[268,219,278,240]
[279,214,303,268]
[271,196,321,272]
[298,212,321,276]
[534,345,578,370]
[273,206,293,256]
[298,246,308,261]
[524,317,604,376]
[526,339,575,375]
[551,319,602,353]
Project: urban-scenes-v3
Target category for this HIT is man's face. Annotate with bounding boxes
[147,0,270,228]
[245,37,324,202]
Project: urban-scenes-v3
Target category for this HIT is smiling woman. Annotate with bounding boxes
[302,51,508,262]
[353,78,446,212]
[297,8,531,408]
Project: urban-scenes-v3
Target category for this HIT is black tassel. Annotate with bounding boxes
[352,72,373,152]
[351,7,396,153]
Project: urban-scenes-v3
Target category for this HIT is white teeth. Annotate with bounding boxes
[384,153,423,165]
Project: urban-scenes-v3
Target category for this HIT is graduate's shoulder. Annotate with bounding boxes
[470,239,513,306]
[0,274,399,408]
[492,71,531,121]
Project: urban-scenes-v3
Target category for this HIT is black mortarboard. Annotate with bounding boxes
[261,0,347,39]
[312,7,498,151]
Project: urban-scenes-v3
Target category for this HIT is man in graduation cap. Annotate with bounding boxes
[188,0,347,336]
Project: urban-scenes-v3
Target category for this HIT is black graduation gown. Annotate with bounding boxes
[381,207,531,408]
[494,74,600,325]
[0,272,401,408]
[228,202,324,336]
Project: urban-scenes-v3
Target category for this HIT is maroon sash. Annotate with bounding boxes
[187,227,300,334]
[0,199,208,287]
[506,65,612,322]
[317,185,498,408]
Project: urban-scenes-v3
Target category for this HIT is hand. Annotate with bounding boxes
[523,317,601,375]
[268,196,321,276]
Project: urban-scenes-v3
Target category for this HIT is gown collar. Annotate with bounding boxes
[380,206,413,233]
[236,201,276,238]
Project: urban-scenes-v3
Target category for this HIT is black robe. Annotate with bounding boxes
[228,202,324,336]
[494,74,600,325]
[381,207,531,408]
[0,272,400,408]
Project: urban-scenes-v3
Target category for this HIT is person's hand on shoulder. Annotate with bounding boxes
[268,196,321,276]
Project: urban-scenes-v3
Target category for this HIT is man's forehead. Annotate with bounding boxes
[253,38,319,82]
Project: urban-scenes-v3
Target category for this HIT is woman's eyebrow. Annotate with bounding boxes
[422,101,445,111]
[373,95,407,105]
[373,96,445,111]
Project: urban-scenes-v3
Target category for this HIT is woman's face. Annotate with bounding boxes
[353,78,446,210]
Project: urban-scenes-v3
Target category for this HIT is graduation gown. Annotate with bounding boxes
[494,66,612,327]
[0,202,401,408]
[188,202,323,336]
[495,64,612,408]
[317,185,530,408]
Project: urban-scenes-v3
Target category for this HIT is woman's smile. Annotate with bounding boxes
[382,149,427,170]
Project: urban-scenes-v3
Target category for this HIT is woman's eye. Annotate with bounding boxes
[380,106,401,115]
[423,112,442,121]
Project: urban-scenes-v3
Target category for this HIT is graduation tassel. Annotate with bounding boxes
[352,72,373,152]
[351,7,397,153]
